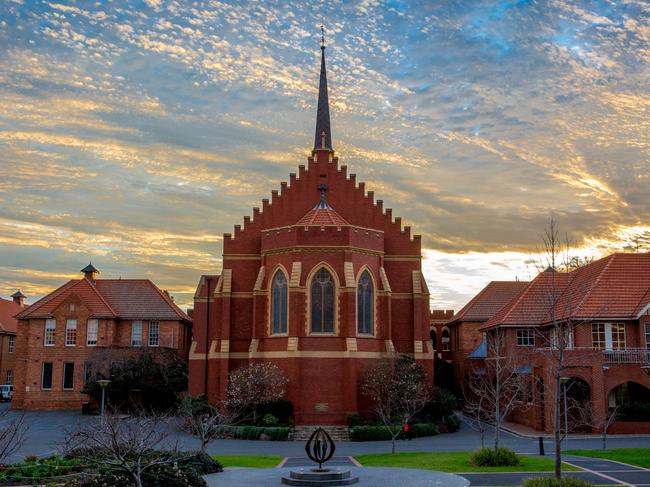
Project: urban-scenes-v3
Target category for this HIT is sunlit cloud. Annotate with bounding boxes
[0,1,648,312]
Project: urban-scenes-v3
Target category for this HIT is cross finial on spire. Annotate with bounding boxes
[316,183,329,208]
[320,24,325,49]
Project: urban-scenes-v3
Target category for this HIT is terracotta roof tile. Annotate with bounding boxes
[0,298,21,334]
[449,281,529,324]
[484,252,650,329]
[17,278,190,322]
[296,206,348,226]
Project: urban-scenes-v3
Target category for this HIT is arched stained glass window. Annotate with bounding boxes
[271,271,288,334]
[311,268,335,333]
[357,270,374,335]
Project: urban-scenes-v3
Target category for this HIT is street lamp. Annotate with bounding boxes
[641,365,650,377]
[559,376,571,450]
[97,379,111,417]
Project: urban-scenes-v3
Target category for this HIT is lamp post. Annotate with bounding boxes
[97,379,111,417]
[559,376,570,451]
[641,365,650,377]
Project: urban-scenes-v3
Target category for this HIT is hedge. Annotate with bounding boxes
[350,423,439,441]
[219,425,290,441]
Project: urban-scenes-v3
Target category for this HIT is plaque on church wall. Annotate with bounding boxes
[314,402,329,412]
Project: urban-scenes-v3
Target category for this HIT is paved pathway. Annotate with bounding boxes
[204,466,469,486]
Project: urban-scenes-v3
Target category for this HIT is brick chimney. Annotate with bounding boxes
[10,290,25,307]
[80,262,99,283]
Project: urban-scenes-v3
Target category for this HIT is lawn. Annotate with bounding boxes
[215,455,283,468]
[566,448,650,469]
[354,452,581,473]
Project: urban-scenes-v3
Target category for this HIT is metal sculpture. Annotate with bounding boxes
[305,427,336,470]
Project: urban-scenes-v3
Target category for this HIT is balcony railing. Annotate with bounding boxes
[603,348,650,365]
[534,347,650,365]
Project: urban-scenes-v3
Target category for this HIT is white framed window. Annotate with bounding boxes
[8,336,14,353]
[148,321,160,347]
[592,323,625,350]
[86,319,98,346]
[65,319,77,346]
[6,369,12,385]
[551,327,574,349]
[44,319,56,346]
[516,328,534,346]
[645,324,650,351]
[131,321,142,347]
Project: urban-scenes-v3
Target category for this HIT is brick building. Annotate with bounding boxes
[13,264,192,410]
[482,253,650,433]
[0,292,25,387]
[189,40,433,426]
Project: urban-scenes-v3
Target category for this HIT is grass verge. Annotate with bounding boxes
[214,455,283,468]
[566,448,650,469]
[354,452,581,473]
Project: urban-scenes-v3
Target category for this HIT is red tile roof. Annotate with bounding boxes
[17,279,190,322]
[449,281,530,324]
[296,205,348,226]
[0,298,21,334]
[484,253,650,329]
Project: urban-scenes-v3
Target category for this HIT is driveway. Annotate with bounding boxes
[1,405,649,461]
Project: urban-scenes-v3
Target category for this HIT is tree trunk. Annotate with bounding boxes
[554,374,562,480]
[391,436,396,454]
[602,432,606,450]
[201,437,208,453]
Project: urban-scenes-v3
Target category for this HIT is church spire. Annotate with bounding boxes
[314,25,332,151]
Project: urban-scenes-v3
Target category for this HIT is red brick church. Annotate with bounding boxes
[189,38,433,425]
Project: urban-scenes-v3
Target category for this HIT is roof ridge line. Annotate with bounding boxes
[83,279,118,317]
[146,280,190,321]
[449,281,494,323]
[570,253,616,318]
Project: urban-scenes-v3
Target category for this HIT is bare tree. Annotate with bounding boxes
[180,398,231,454]
[465,329,531,450]
[227,362,288,424]
[0,409,28,462]
[531,217,604,479]
[65,410,184,487]
[462,388,489,448]
[362,354,432,454]
[572,401,619,450]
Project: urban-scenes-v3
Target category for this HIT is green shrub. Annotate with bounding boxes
[522,477,593,487]
[469,447,521,467]
[350,425,393,441]
[179,452,223,475]
[217,425,290,441]
[412,423,439,437]
[254,399,294,426]
[263,413,279,426]
[443,414,460,432]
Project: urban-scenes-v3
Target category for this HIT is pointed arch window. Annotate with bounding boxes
[271,271,288,334]
[311,268,335,333]
[357,270,374,335]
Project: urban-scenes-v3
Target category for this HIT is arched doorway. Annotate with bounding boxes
[562,377,591,433]
[430,329,437,351]
[609,382,650,421]
[441,327,450,351]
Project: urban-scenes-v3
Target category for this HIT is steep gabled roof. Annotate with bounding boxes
[484,252,650,329]
[449,281,529,324]
[0,297,21,334]
[17,279,190,322]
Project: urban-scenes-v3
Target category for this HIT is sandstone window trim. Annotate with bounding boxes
[148,321,160,347]
[131,321,143,347]
[86,319,98,347]
[309,266,336,335]
[270,269,289,335]
[356,268,375,336]
[44,319,56,347]
[65,319,77,347]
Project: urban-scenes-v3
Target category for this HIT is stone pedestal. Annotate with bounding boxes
[281,468,359,486]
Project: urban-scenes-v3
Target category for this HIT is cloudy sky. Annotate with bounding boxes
[0,0,648,312]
